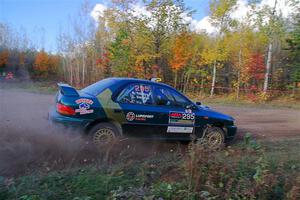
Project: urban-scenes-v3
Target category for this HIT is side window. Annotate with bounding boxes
[154,87,176,106]
[117,83,154,105]
[171,91,190,107]
[154,86,190,107]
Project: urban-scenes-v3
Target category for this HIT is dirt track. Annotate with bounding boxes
[1,89,299,140]
[213,105,300,140]
[0,89,300,177]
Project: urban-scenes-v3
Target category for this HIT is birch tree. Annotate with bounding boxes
[208,0,237,96]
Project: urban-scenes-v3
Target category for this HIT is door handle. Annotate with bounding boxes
[114,109,122,113]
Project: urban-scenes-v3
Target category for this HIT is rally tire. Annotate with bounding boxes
[89,122,120,146]
[200,126,225,149]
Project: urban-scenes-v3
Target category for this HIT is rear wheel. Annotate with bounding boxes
[89,123,119,146]
[199,126,225,149]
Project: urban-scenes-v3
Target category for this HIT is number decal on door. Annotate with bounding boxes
[182,113,195,120]
[169,111,195,125]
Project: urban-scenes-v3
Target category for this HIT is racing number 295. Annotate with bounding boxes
[182,113,195,120]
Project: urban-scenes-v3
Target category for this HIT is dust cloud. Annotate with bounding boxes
[0,86,183,178]
[0,87,95,177]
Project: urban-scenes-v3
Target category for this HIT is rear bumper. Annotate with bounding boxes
[48,109,93,130]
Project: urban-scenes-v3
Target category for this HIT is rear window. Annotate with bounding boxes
[81,79,115,96]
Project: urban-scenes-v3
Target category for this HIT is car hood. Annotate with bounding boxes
[197,105,235,121]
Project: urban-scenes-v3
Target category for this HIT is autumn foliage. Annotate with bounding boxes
[247,53,266,81]
[170,32,193,72]
[0,50,9,68]
[170,32,193,87]
[33,51,60,79]
[1,0,299,99]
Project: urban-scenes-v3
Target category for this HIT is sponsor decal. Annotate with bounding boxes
[126,112,154,121]
[135,114,154,121]
[75,108,94,115]
[126,112,136,121]
[75,98,94,115]
[169,112,183,119]
[169,111,195,125]
[167,126,194,133]
[75,98,93,105]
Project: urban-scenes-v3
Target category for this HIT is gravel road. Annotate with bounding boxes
[0,89,299,177]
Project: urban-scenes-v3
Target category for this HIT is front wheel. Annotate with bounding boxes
[89,122,119,146]
[199,126,225,149]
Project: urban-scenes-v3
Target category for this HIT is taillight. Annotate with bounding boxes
[56,103,75,116]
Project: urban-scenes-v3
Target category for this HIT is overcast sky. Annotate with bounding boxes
[0,0,296,52]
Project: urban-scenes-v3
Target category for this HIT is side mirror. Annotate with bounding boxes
[195,101,201,105]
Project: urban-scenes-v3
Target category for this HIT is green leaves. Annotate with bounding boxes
[287,19,300,83]
[209,0,238,32]
[109,29,133,76]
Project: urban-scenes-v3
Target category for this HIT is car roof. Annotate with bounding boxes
[106,77,173,88]
[82,77,180,97]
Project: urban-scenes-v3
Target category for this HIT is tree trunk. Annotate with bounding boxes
[264,43,272,93]
[174,70,178,89]
[292,82,296,96]
[199,76,204,97]
[69,59,73,85]
[92,50,96,83]
[263,0,277,93]
[237,70,240,99]
[82,55,85,86]
[62,57,66,81]
[187,73,191,92]
[210,60,217,97]
[76,58,80,87]
[236,49,242,99]
[182,73,186,92]
[180,72,185,92]
[183,72,190,93]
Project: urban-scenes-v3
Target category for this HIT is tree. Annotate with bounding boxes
[169,32,193,88]
[209,0,237,33]
[144,0,191,82]
[225,25,255,98]
[131,17,157,79]
[251,0,284,93]
[189,33,210,95]
[57,1,97,86]
[109,29,134,76]
[34,50,50,78]
[48,55,61,78]
[263,0,278,93]
[201,38,228,96]
[0,50,9,70]
[286,17,300,94]
[96,48,111,78]
[208,0,237,96]
[246,53,266,88]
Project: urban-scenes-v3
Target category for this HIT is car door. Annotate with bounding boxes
[116,82,162,138]
[153,86,197,140]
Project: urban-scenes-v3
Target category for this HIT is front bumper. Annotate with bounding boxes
[49,109,93,130]
[225,125,237,140]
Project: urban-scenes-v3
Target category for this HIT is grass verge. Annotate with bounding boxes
[191,95,300,110]
[0,81,57,94]
[1,135,300,200]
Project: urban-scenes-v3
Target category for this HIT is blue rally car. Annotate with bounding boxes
[50,78,237,148]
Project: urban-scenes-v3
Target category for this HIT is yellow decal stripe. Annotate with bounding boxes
[97,89,126,123]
